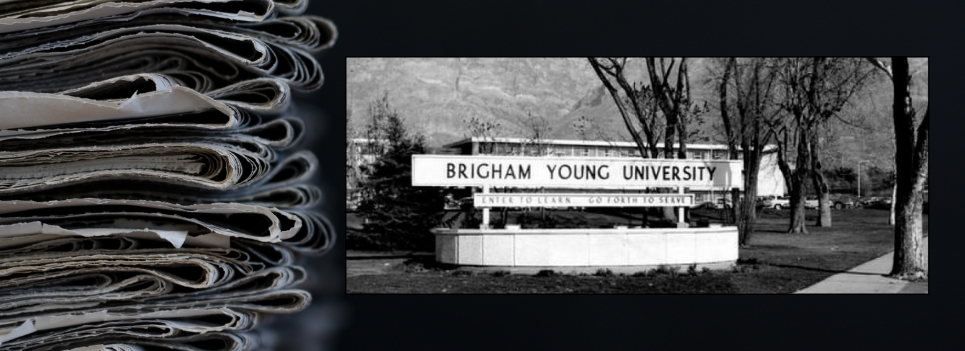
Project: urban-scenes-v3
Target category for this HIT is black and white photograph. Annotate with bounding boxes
[347,57,928,294]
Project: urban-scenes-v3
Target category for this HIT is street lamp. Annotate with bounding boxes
[857,160,872,197]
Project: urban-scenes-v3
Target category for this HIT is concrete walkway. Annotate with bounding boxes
[796,237,928,294]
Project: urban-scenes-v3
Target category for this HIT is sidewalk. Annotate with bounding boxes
[796,237,928,294]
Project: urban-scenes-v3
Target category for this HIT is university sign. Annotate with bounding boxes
[474,193,695,208]
[411,154,741,269]
[411,155,742,189]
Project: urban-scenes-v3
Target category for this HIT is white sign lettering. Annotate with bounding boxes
[474,193,696,208]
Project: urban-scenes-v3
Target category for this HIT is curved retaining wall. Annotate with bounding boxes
[432,227,738,267]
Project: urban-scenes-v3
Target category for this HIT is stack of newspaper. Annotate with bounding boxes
[0,1,336,350]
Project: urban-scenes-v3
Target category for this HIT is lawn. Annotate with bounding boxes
[346,209,927,294]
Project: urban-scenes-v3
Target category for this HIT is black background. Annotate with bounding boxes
[303,1,957,350]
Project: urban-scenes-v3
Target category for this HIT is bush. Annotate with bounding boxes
[534,269,558,277]
[654,265,681,276]
[593,268,615,277]
[450,270,475,277]
[491,270,511,277]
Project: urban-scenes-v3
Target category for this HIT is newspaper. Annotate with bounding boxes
[0,151,323,208]
[0,2,336,93]
[0,0,336,349]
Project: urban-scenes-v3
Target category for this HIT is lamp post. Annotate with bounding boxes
[857,160,872,197]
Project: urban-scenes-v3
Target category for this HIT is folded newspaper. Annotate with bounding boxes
[0,1,336,350]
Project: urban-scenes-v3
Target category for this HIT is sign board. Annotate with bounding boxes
[474,193,695,208]
[411,155,742,189]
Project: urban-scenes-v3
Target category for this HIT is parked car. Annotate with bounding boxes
[830,195,857,210]
[860,196,893,210]
[857,196,880,208]
[696,201,729,210]
[804,196,819,209]
[716,198,732,209]
[756,195,777,208]
[764,196,790,210]
[695,201,714,209]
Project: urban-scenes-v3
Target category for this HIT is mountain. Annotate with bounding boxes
[347,58,601,146]
[347,58,928,174]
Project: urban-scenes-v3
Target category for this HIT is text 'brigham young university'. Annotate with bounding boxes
[446,163,717,182]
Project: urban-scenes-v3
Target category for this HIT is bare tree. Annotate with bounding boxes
[647,58,709,224]
[711,57,783,245]
[587,57,706,224]
[867,57,928,279]
[586,58,662,158]
[774,58,873,233]
[521,112,554,221]
[464,114,502,154]
[646,57,699,160]
[574,115,622,145]
[364,91,394,157]
[521,112,553,156]
[587,58,674,222]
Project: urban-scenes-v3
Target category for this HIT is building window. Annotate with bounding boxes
[582,148,589,157]
[713,150,723,159]
[693,151,704,159]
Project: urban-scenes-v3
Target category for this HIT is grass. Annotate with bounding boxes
[346,209,927,294]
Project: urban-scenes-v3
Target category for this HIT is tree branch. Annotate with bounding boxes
[866,58,893,80]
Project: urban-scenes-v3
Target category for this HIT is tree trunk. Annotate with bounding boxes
[787,174,808,233]
[812,169,832,227]
[810,131,831,227]
[776,130,794,194]
[738,153,761,245]
[817,190,831,227]
[660,113,677,222]
[889,57,928,279]
[730,188,740,226]
[788,129,810,233]
[889,184,896,226]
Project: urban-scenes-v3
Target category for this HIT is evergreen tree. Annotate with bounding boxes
[356,95,442,250]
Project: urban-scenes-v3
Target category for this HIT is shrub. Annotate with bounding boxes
[593,268,615,277]
[534,269,557,277]
[654,265,681,276]
[632,271,652,278]
[450,269,474,277]
[491,270,510,277]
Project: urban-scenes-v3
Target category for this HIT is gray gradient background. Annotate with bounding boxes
[304,1,951,351]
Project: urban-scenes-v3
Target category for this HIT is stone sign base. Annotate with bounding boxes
[431,227,738,270]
